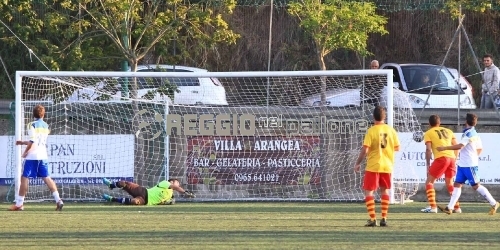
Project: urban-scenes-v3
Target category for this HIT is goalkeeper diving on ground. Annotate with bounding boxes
[101,178,195,205]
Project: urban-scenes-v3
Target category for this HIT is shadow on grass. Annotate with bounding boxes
[2,202,496,214]
[2,202,366,213]
[0,230,498,244]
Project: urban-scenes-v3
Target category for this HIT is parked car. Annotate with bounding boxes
[447,67,476,101]
[381,63,476,109]
[300,63,477,109]
[66,65,228,106]
[300,85,412,108]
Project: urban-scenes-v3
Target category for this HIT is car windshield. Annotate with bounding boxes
[110,68,199,89]
[136,68,199,87]
[401,65,462,93]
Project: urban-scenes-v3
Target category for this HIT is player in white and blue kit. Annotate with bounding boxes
[436,113,499,215]
[9,105,64,211]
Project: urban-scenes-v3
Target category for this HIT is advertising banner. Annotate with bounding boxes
[0,135,134,185]
[394,132,499,184]
[186,136,321,185]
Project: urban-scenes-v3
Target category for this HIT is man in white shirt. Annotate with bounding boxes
[436,113,499,215]
[9,104,64,211]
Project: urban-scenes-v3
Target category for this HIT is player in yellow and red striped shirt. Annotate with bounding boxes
[354,106,400,227]
[421,115,460,213]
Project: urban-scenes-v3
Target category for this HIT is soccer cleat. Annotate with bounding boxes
[379,218,387,227]
[102,178,113,189]
[420,206,431,212]
[8,205,24,211]
[102,194,113,202]
[55,201,64,211]
[437,205,452,215]
[365,219,377,227]
[421,207,437,213]
[453,208,462,214]
[164,199,175,205]
[488,202,500,215]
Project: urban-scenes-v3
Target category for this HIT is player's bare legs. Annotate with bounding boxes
[102,193,146,205]
[102,179,147,205]
[363,188,389,227]
[42,177,64,211]
[363,189,377,226]
[471,184,498,215]
[19,177,29,198]
[106,180,141,194]
[9,177,29,211]
[378,187,390,227]
[424,174,438,213]
[425,177,460,212]
[439,182,463,215]
[424,158,454,213]
[444,177,461,213]
[439,182,499,215]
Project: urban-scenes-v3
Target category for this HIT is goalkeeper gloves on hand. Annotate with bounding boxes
[183,190,196,198]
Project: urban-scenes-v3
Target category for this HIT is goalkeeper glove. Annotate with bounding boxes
[183,190,196,198]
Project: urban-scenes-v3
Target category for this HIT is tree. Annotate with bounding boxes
[444,0,494,19]
[288,0,388,104]
[68,0,239,184]
[73,0,239,98]
[0,0,121,101]
[0,0,56,100]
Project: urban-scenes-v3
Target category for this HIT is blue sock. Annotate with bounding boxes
[111,197,131,204]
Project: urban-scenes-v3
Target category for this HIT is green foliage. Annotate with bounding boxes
[142,74,181,101]
[444,0,496,19]
[0,0,238,100]
[0,0,121,99]
[287,0,388,69]
[68,0,239,99]
[0,0,45,99]
[74,0,239,66]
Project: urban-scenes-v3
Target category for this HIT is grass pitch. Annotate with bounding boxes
[1,202,499,249]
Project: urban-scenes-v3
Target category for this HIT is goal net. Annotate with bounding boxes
[11,70,421,203]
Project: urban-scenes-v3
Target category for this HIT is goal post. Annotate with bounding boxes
[13,69,418,203]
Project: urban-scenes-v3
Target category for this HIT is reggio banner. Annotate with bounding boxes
[186,136,321,185]
[0,135,134,185]
[393,132,499,184]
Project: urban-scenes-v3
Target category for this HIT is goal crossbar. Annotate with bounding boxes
[16,70,394,78]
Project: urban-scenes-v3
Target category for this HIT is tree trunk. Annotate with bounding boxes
[130,61,146,186]
[316,49,327,105]
[315,48,329,199]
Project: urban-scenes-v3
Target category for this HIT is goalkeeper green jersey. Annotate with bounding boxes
[147,180,174,205]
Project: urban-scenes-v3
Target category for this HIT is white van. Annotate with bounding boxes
[381,63,476,109]
[67,65,228,106]
[300,63,477,109]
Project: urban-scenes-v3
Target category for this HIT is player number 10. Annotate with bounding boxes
[434,129,449,139]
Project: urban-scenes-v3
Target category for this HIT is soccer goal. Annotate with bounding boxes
[11,69,421,203]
